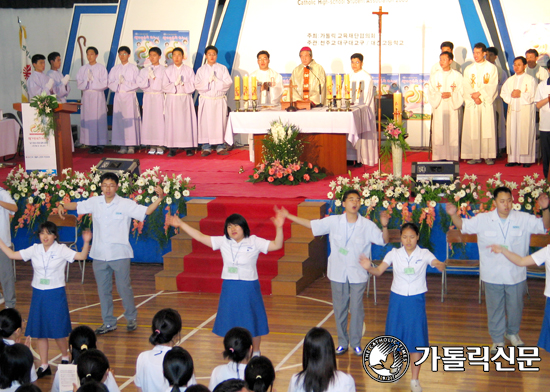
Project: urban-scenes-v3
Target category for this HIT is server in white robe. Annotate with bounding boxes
[429,41,462,76]
[46,52,70,103]
[76,47,108,153]
[290,46,326,106]
[501,57,538,167]
[346,53,377,166]
[27,54,54,99]
[487,47,508,152]
[526,49,550,84]
[535,73,550,179]
[250,50,283,107]
[162,47,198,157]
[137,47,166,155]
[428,52,464,161]
[195,45,232,156]
[108,46,141,154]
[461,43,498,165]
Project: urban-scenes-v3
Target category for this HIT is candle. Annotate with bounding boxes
[336,74,342,99]
[326,75,333,98]
[251,76,257,100]
[393,92,402,124]
[243,75,249,101]
[344,74,350,99]
[234,76,240,101]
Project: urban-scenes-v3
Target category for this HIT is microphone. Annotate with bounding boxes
[306,65,324,107]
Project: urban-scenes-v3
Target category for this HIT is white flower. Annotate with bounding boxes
[397,202,403,210]
[414,194,422,204]
[59,190,66,197]
[364,199,371,207]
[461,203,467,208]
[371,195,379,204]
[404,191,410,197]
[148,186,155,194]
[518,196,524,203]
[533,190,541,199]
[145,197,151,203]
[353,184,361,190]
[385,190,394,197]
[28,197,34,204]
[136,178,145,186]
[327,192,334,199]
[458,190,466,198]
[165,197,173,205]
[69,190,75,197]
[449,184,456,191]
[382,200,389,208]
[182,190,190,197]
[151,196,159,203]
[13,194,20,201]
[329,181,336,189]
[174,191,181,200]
[335,200,342,207]
[362,189,370,197]
[353,177,360,183]
[163,186,170,194]
[93,192,99,197]
[429,200,436,208]
[136,195,143,201]
[533,173,539,179]
[75,193,81,199]
[336,186,342,193]
[184,177,191,183]
[39,193,46,200]
[82,191,89,198]
[513,203,521,211]
[90,184,97,191]
[525,203,532,210]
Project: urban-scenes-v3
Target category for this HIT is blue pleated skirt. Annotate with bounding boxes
[26,287,72,339]
[385,291,429,353]
[212,279,269,338]
[538,297,550,352]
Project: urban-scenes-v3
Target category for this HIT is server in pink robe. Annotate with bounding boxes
[76,47,108,154]
[162,47,198,157]
[195,45,232,156]
[108,46,141,154]
[47,52,70,103]
[137,47,166,155]
[28,54,54,99]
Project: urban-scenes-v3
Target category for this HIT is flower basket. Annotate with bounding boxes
[380,117,410,177]
[29,92,59,139]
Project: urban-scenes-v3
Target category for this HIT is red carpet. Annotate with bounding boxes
[175,197,303,294]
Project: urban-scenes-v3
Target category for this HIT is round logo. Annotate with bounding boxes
[362,335,410,383]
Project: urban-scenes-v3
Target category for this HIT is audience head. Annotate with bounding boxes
[149,308,182,346]
[186,386,211,392]
[224,214,251,241]
[525,49,539,68]
[213,379,248,392]
[400,222,420,236]
[163,346,194,392]
[0,343,34,389]
[0,308,23,340]
[15,385,42,392]
[69,326,97,363]
[298,327,337,392]
[223,327,253,364]
[76,380,109,392]
[440,41,454,52]
[244,356,275,392]
[76,349,110,385]
[118,46,131,55]
[486,47,498,64]
[493,186,513,218]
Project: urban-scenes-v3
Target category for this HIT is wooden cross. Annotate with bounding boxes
[373,6,388,173]
[286,78,298,112]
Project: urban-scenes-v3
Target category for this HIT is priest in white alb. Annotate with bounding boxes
[486,47,508,153]
[525,49,549,84]
[290,46,326,106]
[461,43,499,165]
[501,56,538,168]
[428,51,464,161]
[250,50,283,107]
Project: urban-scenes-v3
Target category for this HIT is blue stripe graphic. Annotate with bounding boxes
[193,0,218,73]
[214,0,248,74]
[490,0,515,73]
[458,0,489,49]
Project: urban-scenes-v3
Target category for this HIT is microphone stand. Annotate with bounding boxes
[306,65,324,107]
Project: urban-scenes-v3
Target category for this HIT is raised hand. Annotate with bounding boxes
[58,204,67,219]
[380,210,390,227]
[82,230,92,243]
[445,203,458,216]
[154,185,165,200]
[166,214,183,228]
[538,192,549,210]
[271,206,286,228]
[274,206,289,219]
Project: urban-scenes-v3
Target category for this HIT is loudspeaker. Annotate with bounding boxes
[96,158,140,177]
[411,161,459,185]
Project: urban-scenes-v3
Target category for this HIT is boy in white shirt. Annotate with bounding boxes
[0,187,17,308]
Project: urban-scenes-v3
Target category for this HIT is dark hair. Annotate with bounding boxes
[0,344,34,388]
[342,189,360,202]
[99,172,119,185]
[86,47,99,55]
[487,47,498,56]
[15,384,42,392]
[224,214,251,239]
[213,379,246,392]
[118,46,131,55]
[400,222,419,236]
[32,54,45,64]
[205,45,218,55]
[526,49,539,57]
[257,50,270,59]
[440,41,454,51]
[473,42,487,52]
[77,380,109,392]
[38,221,58,240]
[185,385,211,392]
[493,186,512,199]
[440,51,454,61]
[244,356,275,392]
[172,47,184,56]
[69,326,97,363]
[514,56,527,65]
[47,52,61,65]
[297,327,336,392]
[76,349,110,385]
[149,47,162,56]
[0,308,22,338]
[163,347,194,392]
[149,308,182,346]
[223,327,252,364]
[350,53,363,62]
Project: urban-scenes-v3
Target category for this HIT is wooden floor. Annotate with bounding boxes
[11,261,549,392]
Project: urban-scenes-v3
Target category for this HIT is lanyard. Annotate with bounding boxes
[345,221,356,248]
[231,242,244,265]
[498,219,510,243]
[42,249,52,279]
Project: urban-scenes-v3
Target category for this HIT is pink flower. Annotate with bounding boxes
[253,173,259,179]
[314,167,319,173]
[286,168,292,174]
[260,163,265,170]
[304,174,310,181]
[269,168,275,175]
[308,163,313,169]
[289,175,294,181]
[277,172,283,178]
[268,176,274,182]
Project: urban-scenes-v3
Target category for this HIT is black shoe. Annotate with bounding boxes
[201,150,211,157]
[37,366,51,379]
[186,149,194,156]
[88,147,99,154]
[354,162,363,168]
[61,360,69,364]
[523,163,532,168]
[505,162,519,167]
[346,160,355,166]
[167,149,178,157]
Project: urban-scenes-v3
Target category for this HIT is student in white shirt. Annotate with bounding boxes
[446,187,550,354]
[279,190,389,356]
[167,209,286,356]
[0,343,34,392]
[163,347,194,392]
[209,327,252,390]
[0,308,37,383]
[58,172,165,334]
[244,356,275,392]
[0,186,17,308]
[361,223,445,392]
[0,222,91,378]
[287,327,355,392]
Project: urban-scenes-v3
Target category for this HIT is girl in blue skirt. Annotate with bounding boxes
[168,209,285,356]
[0,221,91,378]
[360,222,444,392]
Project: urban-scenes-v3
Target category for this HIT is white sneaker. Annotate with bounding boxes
[156,147,164,155]
[410,379,422,392]
[504,333,524,347]
[127,147,135,154]
[491,342,504,355]
[117,147,127,154]
[148,148,156,155]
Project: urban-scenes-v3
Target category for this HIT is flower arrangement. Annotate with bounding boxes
[29,92,59,139]
[248,119,326,185]
[380,117,410,163]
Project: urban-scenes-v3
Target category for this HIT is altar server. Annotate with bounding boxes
[501,56,538,168]
[526,49,549,84]
[163,47,197,157]
[429,41,462,76]
[137,47,166,155]
[347,53,377,166]
[108,46,141,154]
[428,51,464,161]
[461,43,498,165]
[250,51,283,106]
[486,47,508,153]
[290,46,326,106]
[27,54,54,99]
[535,61,550,179]
[76,46,108,154]
[47,52,70,103]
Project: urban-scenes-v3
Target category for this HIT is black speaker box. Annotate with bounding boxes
[96,158,140,177]
[411,161,459,184]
